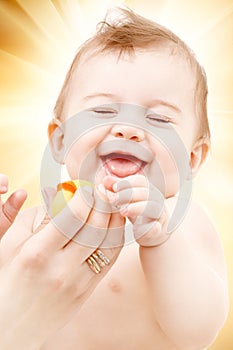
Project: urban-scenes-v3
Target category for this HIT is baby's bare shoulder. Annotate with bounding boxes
[181,200,218,240]
[180,200,227,282]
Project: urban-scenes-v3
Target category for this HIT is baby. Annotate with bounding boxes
[1,8,229,350]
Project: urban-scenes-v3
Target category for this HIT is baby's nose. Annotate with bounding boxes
[111,125,145,142]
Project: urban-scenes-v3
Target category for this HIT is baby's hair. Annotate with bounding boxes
[53,7,210,141]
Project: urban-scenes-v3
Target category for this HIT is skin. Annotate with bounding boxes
[0,184,125,350]
[0,49,229,350]
[0,174,27,238]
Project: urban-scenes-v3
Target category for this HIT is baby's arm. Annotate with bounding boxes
[140,201,229,350]
[0,174,27,238]
[104,175,229,350]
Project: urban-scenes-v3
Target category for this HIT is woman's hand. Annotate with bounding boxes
[0,174,27,238]
[0,186,125,350]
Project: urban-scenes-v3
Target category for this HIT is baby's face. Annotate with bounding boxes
[56,48,199,197]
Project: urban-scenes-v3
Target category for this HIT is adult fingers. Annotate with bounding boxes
[65,206,125,272]
[2,190,27,223]
[80,212,125,278]
[0,174,8,194]
[0,173,8,217]
[62,189,112,261]
[24,186,95,254]
[41,187,56,212]
[0,190,27,238]
[99,211,125,250]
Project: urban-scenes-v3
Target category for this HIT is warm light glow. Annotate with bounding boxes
[0,1,232,348]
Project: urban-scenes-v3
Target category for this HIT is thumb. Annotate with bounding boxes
[0,189,27,238]
[2,189,27,221]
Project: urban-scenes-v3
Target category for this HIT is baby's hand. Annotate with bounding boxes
[103,174,171,247]
[0,174,27,238]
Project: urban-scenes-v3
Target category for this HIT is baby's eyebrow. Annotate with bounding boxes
[81,94,182,115]
[147,99,182,114]
[82,93,119,102]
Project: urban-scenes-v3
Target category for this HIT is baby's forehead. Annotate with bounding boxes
[73,44,195,81]
[72,45,197,91]
[71,45,196,95]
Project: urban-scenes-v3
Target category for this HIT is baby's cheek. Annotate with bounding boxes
[64,127,110,182]
[145,154,180,197]
[147,133,188,196]
[65,149,82,179]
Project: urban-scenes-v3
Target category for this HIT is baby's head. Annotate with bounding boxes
[49,7,210,197]
[51,7,209,141]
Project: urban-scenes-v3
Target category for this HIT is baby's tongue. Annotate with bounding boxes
[105,157,142,177]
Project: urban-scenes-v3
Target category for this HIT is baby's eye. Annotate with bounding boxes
[91,108,118,118]
[146,114,170,124]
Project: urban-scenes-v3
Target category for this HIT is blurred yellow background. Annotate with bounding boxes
[0,0,232,348]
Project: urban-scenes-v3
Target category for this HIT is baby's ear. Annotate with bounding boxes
[190,137,210,177]
[48,118,65,164]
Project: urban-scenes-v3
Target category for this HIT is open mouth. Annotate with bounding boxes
[100,152,147,178]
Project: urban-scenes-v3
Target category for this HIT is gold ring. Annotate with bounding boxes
[86,249,110,274]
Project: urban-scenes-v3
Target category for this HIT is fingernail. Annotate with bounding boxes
[0,185,8,192]
[113,182,118,192]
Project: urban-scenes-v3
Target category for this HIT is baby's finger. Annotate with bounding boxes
[133,219,170,247]
[103,174,148,192]
[109,188,148,206]
[110,185,164,206]
[102,175,120,192]
[120,200,164,221]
